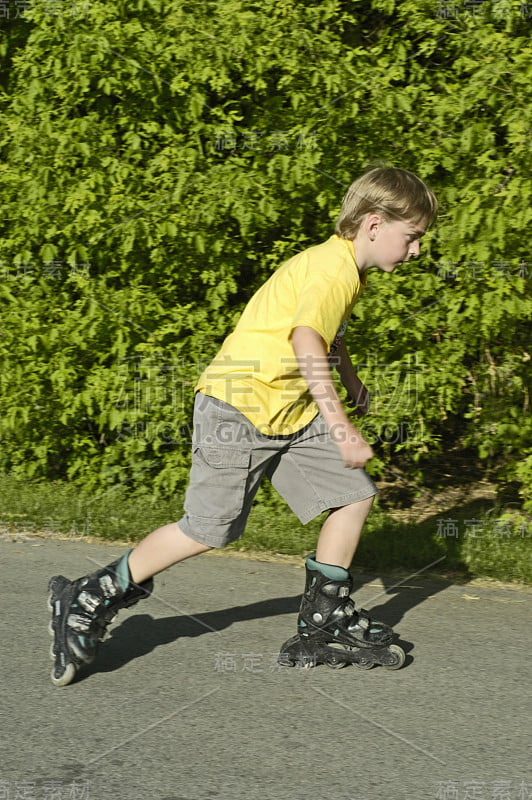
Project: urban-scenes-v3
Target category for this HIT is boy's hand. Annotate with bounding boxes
[346,379,370,417]
[331,421,374,469]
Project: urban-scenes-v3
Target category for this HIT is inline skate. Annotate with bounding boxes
[48,549,153,686]
[278,555,405,671]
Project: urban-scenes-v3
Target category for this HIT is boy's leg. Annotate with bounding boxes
[315,496,374,569]
[271,419,405,669]
[304,497,393,649]
[278,495,405,668]
[128,523,212,584]
[280,497,404,668]
[48,394,275,686]
[49,523,211,687]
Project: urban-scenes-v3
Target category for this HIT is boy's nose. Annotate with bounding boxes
[409,240,421,258]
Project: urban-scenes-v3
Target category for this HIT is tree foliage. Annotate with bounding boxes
[0,0,530,507]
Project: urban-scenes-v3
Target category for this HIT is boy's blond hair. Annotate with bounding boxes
[335,166,438,239]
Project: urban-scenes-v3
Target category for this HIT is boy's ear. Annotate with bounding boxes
[365,213,382,241]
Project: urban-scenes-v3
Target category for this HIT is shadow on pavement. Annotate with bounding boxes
[354,572,450,628]
[79,575,451,681]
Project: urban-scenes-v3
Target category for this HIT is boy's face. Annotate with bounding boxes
[356,215,427,273]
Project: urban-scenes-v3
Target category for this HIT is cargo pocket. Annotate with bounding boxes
[187,446,251,523]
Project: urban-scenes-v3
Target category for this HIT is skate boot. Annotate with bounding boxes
[278,555,405,670]
[48,549,153,686]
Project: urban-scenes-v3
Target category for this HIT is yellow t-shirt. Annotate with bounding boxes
[196,234,365,435]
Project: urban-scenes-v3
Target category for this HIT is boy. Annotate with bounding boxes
[48,165,438,685]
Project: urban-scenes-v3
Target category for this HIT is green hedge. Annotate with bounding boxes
[0,0,531,511]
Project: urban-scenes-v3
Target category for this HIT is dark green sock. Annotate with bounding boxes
[306,554,349,581]
[114,548,133,591]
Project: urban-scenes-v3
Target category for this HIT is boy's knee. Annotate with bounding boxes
[330,495,375,516]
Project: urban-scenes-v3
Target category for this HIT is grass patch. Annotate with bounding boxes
[0,473,529,584]
[0,474,182,542]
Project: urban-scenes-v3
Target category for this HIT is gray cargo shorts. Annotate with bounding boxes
[178,393,378,548]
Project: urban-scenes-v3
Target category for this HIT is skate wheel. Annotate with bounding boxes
[354,657,374,670]
[277,655,296,668]
[324,644,349,669]
[325,656,348,669]
[50,663,77,687]
[383,644,406,671]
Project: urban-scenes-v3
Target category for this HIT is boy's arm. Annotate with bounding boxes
[291,326,373,469]
[335,338,370,417]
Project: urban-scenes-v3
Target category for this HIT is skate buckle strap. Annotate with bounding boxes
[357,609,370,630]
[99,574,120,599]
[77,590,101,614]
[343,599,356,617]
[67,613,94,633]
[355,608,386,636]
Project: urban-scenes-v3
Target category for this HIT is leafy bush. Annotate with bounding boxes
[0,0,530,512]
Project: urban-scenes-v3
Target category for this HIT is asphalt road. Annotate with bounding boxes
[2,537,531,800]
